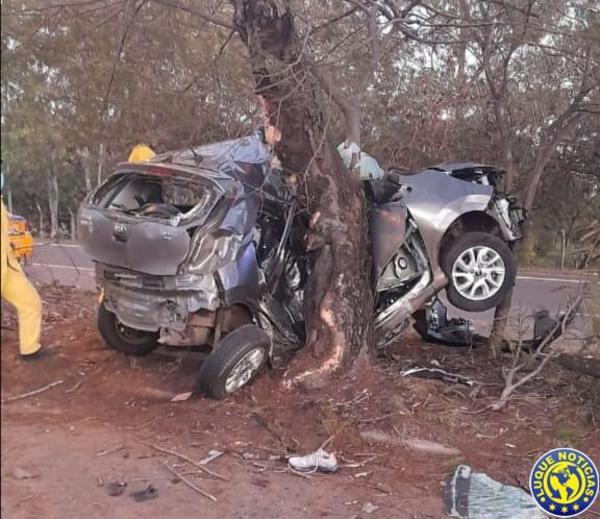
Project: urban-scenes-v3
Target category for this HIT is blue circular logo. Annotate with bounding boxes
[530,448,598,517]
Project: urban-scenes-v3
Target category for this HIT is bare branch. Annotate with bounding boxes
[490,296,583,411]
[153,0,233,29]
[310,65,361,145]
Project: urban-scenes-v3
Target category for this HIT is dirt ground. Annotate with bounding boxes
[2,285,600,519]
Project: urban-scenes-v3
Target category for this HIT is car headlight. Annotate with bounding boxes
[494,198,512,228]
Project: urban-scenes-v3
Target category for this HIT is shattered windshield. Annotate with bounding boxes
[95,172,219,224]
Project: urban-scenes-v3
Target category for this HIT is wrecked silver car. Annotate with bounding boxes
[79,132,524,399]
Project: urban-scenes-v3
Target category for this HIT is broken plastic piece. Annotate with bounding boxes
[337,141,385,180]
[131,483,158,502]
[413,298,473,346]
[199,450,224,465]
[362,502,379,514]
[106,480,127,497]
[444,465,546,518]
[288,449,339,473]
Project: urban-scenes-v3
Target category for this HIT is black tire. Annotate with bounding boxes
[199,324,269,400]
[412,309,429,340]
[441,231,516,312]
[97,303,158,356]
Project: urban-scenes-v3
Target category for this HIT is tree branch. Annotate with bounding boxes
[153,0,233,29]
[310,65,361,145]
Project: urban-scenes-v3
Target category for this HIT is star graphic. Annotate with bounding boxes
[562,506,568,513]
[549,504,556,511]
[573,504,580,511]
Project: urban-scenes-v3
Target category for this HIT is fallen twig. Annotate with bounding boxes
[274,467,312,479]
[490,296,582,411]
[2,380,64,403]
[401,367,475,387]
[139,441,228,481]
[360,430,460,456]
[96,443,126,457]
[354,411,407,423]
[342,454,382,468]
[159,460,217,502]
[319,435,335,451]
[65,380,83,393]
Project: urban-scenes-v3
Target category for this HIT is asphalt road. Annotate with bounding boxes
[26,242,595,337]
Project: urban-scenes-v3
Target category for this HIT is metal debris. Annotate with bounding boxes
[445,465,545,519]
[401,367,475,386]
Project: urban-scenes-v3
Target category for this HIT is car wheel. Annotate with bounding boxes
[199,324,269,400]
[442,231,516,312]
[97,303,158,356]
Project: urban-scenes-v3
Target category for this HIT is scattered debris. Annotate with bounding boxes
[413,298,473,346]
[106,481,127,497]
[139,441,228,481]
[170,391,193,402]
[2,379,64,403]
[444,465,545,518]
[491,296,582,410]
[96,443,126,457]
[342,454,382,469]
[361,501,379,514]
[360,430,460,456]
[288,449,339,474]
[159,460,217,502]
[401,367,475,387]
[337,141,385,180]
[12,467,39,480]
[274,467,313,479]
[130,483,158,502]
[199,450,224,465]
[133,387,178,401]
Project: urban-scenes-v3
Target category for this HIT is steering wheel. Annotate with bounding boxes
[136,203,180,217]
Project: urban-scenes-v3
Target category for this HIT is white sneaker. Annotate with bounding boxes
[288,449,339,473]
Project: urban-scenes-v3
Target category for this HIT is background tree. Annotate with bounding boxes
[1,0,598,371]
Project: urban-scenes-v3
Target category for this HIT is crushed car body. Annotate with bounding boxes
[79,131,525,399]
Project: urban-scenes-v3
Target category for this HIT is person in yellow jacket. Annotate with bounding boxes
[1,175,43,359]
[128,144,155,162]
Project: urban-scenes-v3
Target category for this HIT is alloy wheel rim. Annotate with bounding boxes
[451,245,505,301]
[225,348,265,393]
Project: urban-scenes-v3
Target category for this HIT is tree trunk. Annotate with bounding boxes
[69,208,77,240]
[6,189,14,214]
[560,229,566,270]
[490,138,563,352]
[84,169,92,193]
[35,202,45,237]
[233,0,374,389]
[97,142,105,187]
[488,286,512,358]
[488,129,519,352]
[47,172,60,239]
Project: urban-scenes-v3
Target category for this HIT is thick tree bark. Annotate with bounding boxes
[233,0,374,388]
